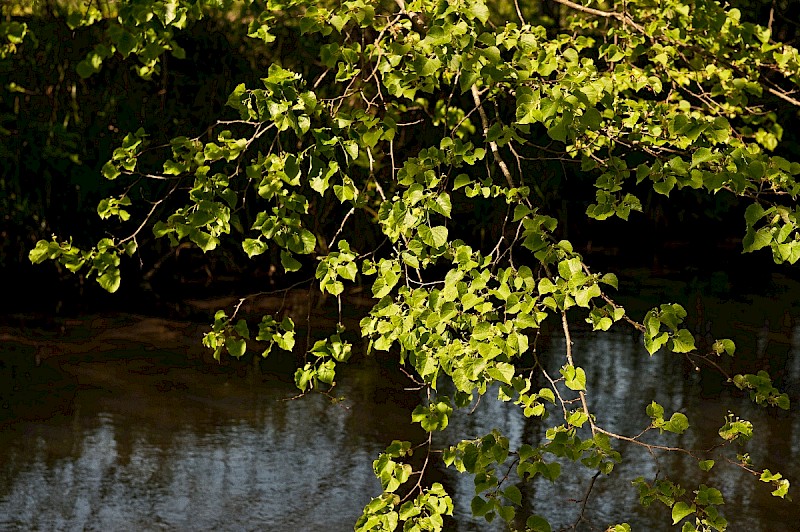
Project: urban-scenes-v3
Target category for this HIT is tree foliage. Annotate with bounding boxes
[15,0,800,529]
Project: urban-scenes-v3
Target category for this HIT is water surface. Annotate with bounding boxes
[1,275,799,530]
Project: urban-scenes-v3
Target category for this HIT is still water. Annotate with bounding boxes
[1,274,799,530]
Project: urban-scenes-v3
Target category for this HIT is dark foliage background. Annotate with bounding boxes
[2,0,798,316]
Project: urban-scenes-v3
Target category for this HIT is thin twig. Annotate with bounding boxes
[513,0,526,25]
[592,426,702,456]
[551,0,645,33]
[570,470,601,530]
[120,180,181,245]
[470,85,516,190]
[562,310,595,435]
[402,432,434,502]
[535,351,569,420]
[329,207,356,249]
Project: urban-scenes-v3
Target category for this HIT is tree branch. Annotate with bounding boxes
[551,0,646,33]
[554,0,800,108]
[471,85,517,190]
[562,310,595,435]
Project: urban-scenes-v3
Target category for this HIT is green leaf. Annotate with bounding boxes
[547,117,568,142]
[329,13,348,32]
[743,227,773,252]
[419,225,448,248]
[653,175,677,196]
[699,460,715,471]
[691,147,720,168]
[190,230,218,252]
[575,284,601,307]
[769,478,790,498]
[671,329,696,353]
[487,362,515,385]
[671,502,695,525]
[97,268,121,293]
[362,129,382,148]
[417,57,441,77]
[526,515,552,532]
[581,108,602,130]
[646,401,664,420]
[467,1,489,23]
[471,496,490,517]
[225,337,246,358]
[243,238,268,258]
[568,410,589,427]
[102,161,121,180]
[665,412,689,434]
[645,331,669,355]
[561,365,586,391]
[317,360,336,384]
[294,364,314,392]
[745,203,766,226]
[497,505,515,523]
[430,193,452,218]
[454,174,472,189]
[29,240,57,264]
[600,273,618,289]
[709,338,733,356]
[281,250,302,272]
[300,229,317,254]
[538,278,556,294]
[76,58,97,78]
[115,30,138,57]
[504,485,522,506]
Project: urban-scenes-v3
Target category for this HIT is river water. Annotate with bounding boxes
[1,272,798,530]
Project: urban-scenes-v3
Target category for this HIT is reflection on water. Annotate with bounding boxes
[0,354,422,531]
[1,277,799,530]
